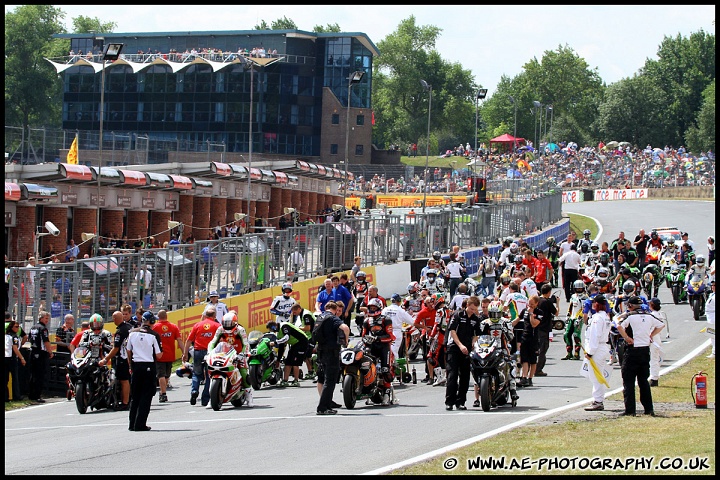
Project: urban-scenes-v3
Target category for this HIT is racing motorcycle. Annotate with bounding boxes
[205,341,248,411]
[659,255,677,288]
[666,264,687,305]
[469,328,516,412]
[340,337,395,409]
[402,322,425,361]
[65,346,117,414]
[687,273,709,321]
[247,330,283,390]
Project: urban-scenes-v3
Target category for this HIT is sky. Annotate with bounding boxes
[7,5,716,98]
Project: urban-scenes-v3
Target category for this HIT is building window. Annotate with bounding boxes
[330,144,338,155]
[355,145,363,156]
[331,113,339,125]
[356,115,364,126]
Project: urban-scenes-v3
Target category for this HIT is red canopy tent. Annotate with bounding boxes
[489,134,526,152]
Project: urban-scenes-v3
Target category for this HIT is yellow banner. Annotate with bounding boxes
[345,194,470,209]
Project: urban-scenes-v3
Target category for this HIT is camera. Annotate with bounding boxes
[45,221,60,236]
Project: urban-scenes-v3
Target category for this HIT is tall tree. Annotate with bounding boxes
[684,79,715,153]
[255,16,298,30]
[5,5,67,129]
[313,23,341,33]
[71,15,116,33]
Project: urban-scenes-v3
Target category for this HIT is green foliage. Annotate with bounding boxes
[71,15,116,34]
[684,79,715,153]
[312,23,341,33]
[254,17,298,30]
[4,5,67,129]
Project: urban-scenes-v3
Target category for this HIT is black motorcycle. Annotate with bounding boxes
[65,346,117,414]
[469,326,517,412]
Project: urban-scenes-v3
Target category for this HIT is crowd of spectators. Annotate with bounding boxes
[67,46,279,64]
[342,142,715,195]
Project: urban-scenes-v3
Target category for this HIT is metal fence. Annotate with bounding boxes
[7,191,562,330]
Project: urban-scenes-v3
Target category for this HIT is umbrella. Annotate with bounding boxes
[618,141,632,147]
[604,141,619,150]
[546,143,560,152]
[518,145,534,152]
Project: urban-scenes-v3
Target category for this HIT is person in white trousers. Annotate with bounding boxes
[583,295,613,411]
[706,280,715,358]
[647,298,666,386]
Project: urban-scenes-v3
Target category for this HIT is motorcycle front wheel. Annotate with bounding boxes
[75,382,88,414]
[249,364,262,390]
[672,285,681,305]
[692,297,703,321]
[209,377,223,411]
[480,376,493,412]
[343,375,357,410]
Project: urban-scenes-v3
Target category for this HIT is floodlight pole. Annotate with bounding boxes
[421,80,432,213]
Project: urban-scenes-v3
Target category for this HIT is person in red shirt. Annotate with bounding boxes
[533,250,554,291]
[521,248,538,280]
[152,309,183,403]
[69,321,90,353]
[413,295,436,383]
[182,306,221,407]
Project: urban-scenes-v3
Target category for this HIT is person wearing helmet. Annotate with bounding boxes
[578,229,592,252]
[351,270,370,323]
[271,282,296,323]
[614,295,665,416]
[151,309,183,403]
[382,293,414,361]
[432,250,447,276]
[563,280,588,360]
[686,253,710,293]
[125,307,163,431]
[420,267,446,297]
[661,237,678,261]
[497,273,513,302]
[479,300,518,401]
[403,281,423,316]
[427,295,451,387]
[593,267,615,295]
[207,290,229,321]
[274,306,309,388]
[361,297,396,406]
[617,278,647,314]
[78,313,113,360]
[594,252,614,277]
[545,236,561,288]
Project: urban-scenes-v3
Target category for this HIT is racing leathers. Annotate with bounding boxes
[420,276,446,297]
[269,293,295,322]
[564,291,587,359]
[361,314,396,391]
[208,324,250,388]
[479,317,518,396]
[78,329,113,360]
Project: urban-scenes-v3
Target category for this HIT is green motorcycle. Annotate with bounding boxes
[247,330,283,390]
[666,264,687,305]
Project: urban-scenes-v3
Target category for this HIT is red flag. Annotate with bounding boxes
[371,110,375,126]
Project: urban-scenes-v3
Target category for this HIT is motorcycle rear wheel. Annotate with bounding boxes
[249,364,262,390]
[343,375,357,410]
[210,378,223,411]
[480,376,492,412]
[75,382,88,414]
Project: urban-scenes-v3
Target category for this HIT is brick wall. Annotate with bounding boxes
[71,208,97,258]
[174,195,194,240]
[42,206,67,258]
[127,210,149,244]
[209,197,227,236]
[149,211,171,245]
[101,210,125,239]
[268,187,283,228]
[192,196,211,240]
[13,205,37,261]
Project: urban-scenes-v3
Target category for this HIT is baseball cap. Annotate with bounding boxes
[628,296,643,306]
[391,293,402,303]
[593,294,607,306]
[209,290,219,297]
[681,232,689,237]
[649,297,661,310]
[142,310,156,324]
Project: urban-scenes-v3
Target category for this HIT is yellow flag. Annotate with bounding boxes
[67,136,78,164]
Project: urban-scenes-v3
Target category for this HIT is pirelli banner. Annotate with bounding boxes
[593,188,648,201]
[345,194,469,209]
[165,267,378,354]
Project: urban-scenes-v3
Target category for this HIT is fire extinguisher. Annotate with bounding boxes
[691,371,708,409]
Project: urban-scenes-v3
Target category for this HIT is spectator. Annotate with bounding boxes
[206,290,228,320]
[136,264,152,304]
[66,239,80,261]
[55,314,75,354]
[332,275,354,331]
[5,320,26,401]
[69,320,91,353]
[444,295,481,411]
[315,278,334,313]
